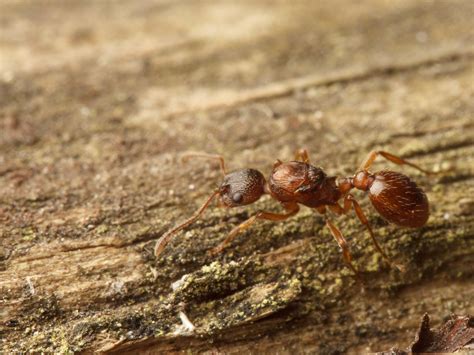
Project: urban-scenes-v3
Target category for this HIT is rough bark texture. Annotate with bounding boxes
[1,1,473,353]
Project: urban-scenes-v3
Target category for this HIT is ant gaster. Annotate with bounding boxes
[155,150,430,275]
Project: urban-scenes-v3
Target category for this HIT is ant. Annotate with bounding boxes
[155,149,430,276]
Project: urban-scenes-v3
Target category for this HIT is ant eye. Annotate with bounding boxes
[232,193,243,203]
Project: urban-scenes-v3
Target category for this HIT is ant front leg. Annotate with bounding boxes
[209,202,300,255]
[181,152,227,176]
[330,194,405,272]
[294,148,310,163]
[359,150,431,175]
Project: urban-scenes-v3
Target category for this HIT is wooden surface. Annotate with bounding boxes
[1,1,473,353]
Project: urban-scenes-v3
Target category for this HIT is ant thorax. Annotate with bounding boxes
[269,161,341,207]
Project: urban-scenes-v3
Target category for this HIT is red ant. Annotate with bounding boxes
[155,150,430,275]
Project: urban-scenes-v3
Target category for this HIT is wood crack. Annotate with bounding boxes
[164,49,474,118]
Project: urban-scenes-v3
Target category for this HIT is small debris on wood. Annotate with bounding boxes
[171,273,190,291]
[174,311,196,334]
[25,276,35,296]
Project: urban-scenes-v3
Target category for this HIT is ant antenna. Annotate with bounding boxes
[154,190,220,257]
[181,153,227,176]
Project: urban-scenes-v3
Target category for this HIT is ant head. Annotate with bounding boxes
[218,169,266,207]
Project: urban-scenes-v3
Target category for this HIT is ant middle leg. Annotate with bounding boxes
[294,148,310,163]
[210,202,300,255]
[332,194,405,272]
[323,215,361,280]
[358,150,431,174]
[181,152,227,176]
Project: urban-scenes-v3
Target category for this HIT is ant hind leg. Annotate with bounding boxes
[359,150,431,175]
[343,194,405,272]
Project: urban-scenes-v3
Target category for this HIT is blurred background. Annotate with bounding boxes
[1,0,473,353]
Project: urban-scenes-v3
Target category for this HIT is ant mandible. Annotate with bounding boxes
[155,149,430,275]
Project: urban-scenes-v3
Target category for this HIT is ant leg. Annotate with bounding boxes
[359,150,431,174]
[294,149,310,163]
[210,202,299,255]
[181,152,227,176]
[343,194,405,272]
[324,217,361,279]
[327,203,345,215]
[155,190,220,257]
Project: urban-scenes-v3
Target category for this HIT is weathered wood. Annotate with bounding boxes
[1,0,473,353]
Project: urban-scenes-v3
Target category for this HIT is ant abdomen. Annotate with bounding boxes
[368,170,429,228]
